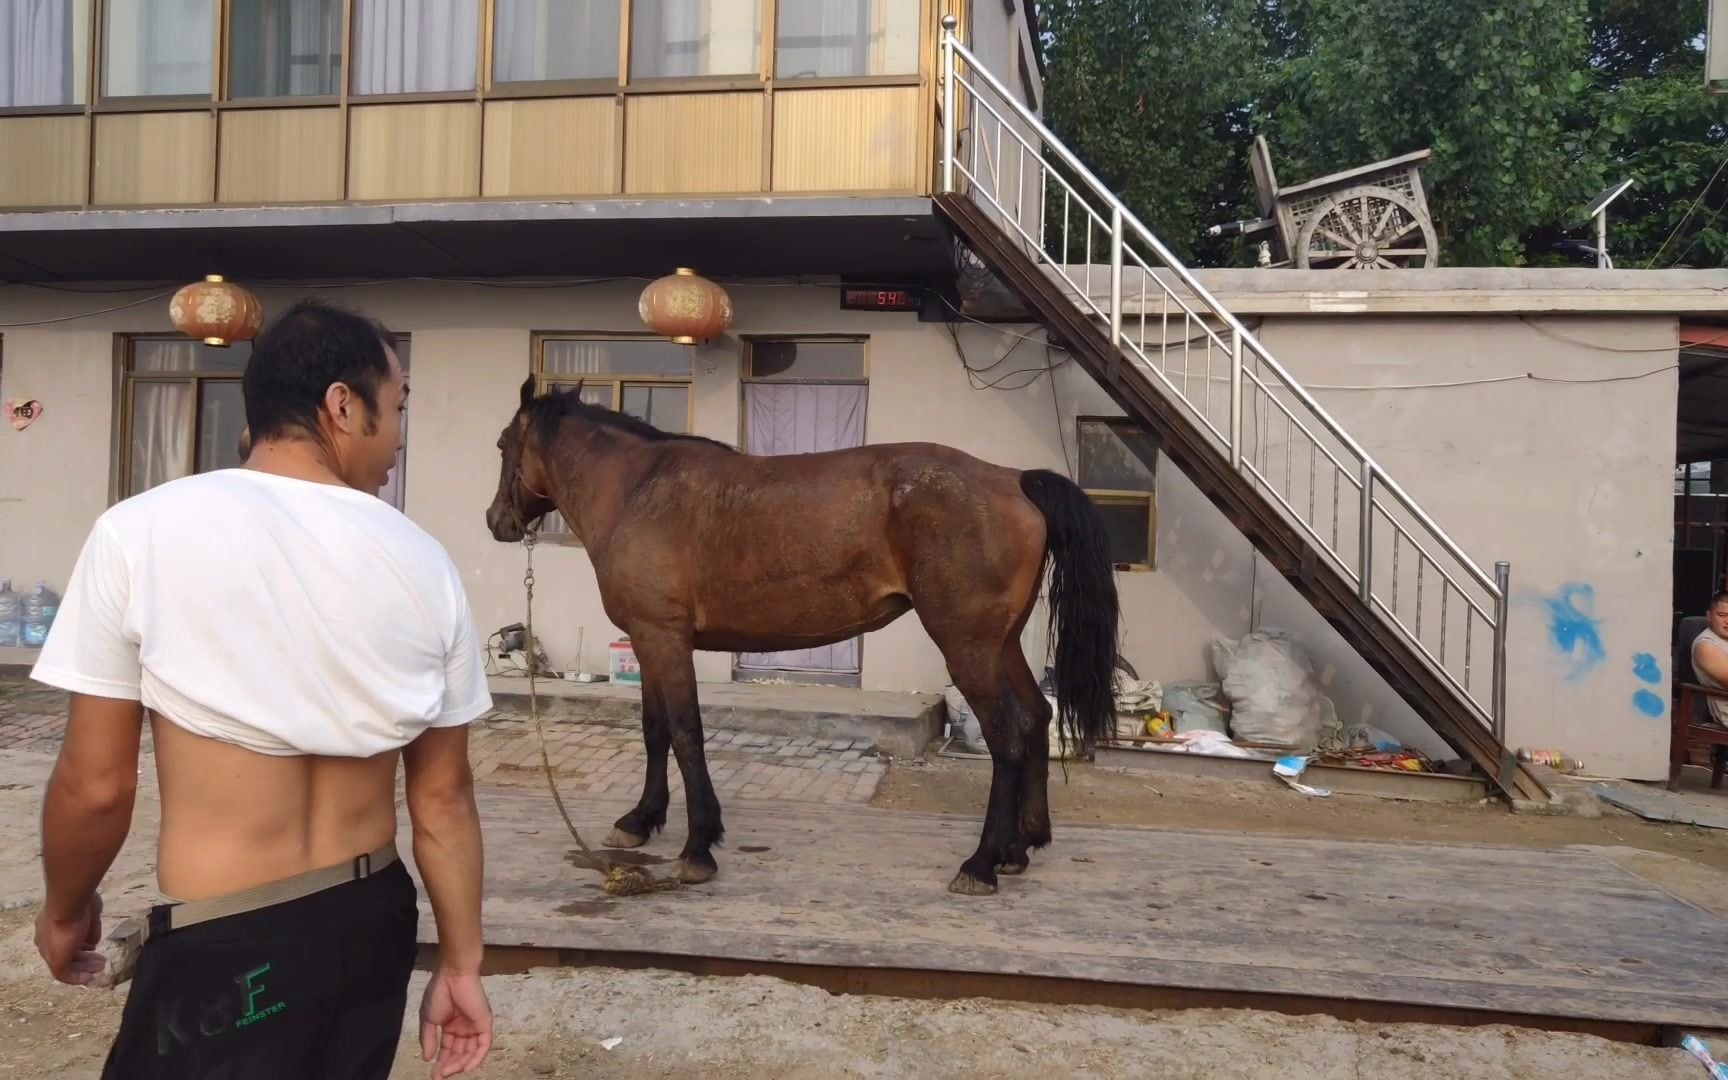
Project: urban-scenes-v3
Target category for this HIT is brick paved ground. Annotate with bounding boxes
[0,677,887,805]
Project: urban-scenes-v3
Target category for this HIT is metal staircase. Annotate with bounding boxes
[935,21,1547,802]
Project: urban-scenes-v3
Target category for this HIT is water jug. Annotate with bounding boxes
[0,581,19,649]
[21,581,60,648]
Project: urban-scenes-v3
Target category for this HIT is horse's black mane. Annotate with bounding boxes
[530,388,736,452]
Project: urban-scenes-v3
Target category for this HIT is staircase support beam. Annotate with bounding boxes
[935,192,1549,805]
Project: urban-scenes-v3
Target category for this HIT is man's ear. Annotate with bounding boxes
[325,382,358,431]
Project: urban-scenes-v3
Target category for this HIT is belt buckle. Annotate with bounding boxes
[353,852,372,879]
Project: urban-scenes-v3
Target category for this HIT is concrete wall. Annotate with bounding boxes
[0,330,114,595]
[0,282,1682,779]
[1252,315,1678,779]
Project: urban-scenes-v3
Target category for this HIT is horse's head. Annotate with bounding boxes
[486,375,558,542]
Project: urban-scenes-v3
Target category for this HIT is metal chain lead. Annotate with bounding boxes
[523,527,607,872]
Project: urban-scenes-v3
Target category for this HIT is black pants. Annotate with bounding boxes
[102,862,419,1080]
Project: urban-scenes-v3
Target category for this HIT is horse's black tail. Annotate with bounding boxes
[1019,469,1121,758]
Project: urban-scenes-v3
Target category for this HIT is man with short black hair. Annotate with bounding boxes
[1692,589,1728,726]
[33,298,494,1078]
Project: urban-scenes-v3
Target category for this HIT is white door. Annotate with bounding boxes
[736,381,868,675]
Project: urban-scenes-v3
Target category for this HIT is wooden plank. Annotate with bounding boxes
[347,102,481,202]
[625,92,764,195]
[415,788,1728,1031]
[482,98,619,198]
[935,192,1550,805]
[0,115,88,207]
[1096,744,1492,802]
[92,112,215,206]
[217,107,343,204]
[771,86,921,193]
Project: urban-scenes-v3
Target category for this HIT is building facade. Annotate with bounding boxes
[1,1,1723,783]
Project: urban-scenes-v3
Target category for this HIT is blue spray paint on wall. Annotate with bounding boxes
[1535,584,1606,683]
[1630,653,1666,717]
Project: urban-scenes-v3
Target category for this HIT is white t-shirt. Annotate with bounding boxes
[32,469,492,757]
[1693,627,1728,726]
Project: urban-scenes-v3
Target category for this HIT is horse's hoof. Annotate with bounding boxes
[604,828,648,849]
[676,855,718,885]
[947,871,998,896]
[998,857,1029,876]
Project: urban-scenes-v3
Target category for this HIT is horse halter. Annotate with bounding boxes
[512,463,552,534]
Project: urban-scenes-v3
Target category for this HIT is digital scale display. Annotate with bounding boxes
[840,286,922,312]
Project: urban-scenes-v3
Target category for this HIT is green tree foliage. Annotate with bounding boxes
[1039,0,1728,267]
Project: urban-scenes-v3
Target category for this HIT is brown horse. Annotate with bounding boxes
[486,377,1119,895]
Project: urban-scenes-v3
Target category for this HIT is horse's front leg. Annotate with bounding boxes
[606,689,670,849]
[634,635,725,884]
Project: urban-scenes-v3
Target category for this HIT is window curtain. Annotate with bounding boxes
[105,0,214,97]
[2,0,73,106]
[634,0,756,79]
[736,382,866,674]
[541,339,609,376]
[777,0,914,79]
[351,0,478,94]
[493,0,617,83]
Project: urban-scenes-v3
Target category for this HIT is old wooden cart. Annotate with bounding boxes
[1212,136,1441,269]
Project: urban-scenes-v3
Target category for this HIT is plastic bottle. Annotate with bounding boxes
[0,581,19,649]
[21,581,59,648]
[1516,747,1585,774]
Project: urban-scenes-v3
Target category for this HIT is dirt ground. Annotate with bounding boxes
[0,745,1721,1077]
[0,902,1700,1080]
[875,752,1728,875]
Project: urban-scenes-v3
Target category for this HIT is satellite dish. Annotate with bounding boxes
[1581,179,1635,269]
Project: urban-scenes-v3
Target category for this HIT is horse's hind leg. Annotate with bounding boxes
[1009,649,1054,861]
[632,634,725,884]
[606,693,671,850]
[940,645,1029,896]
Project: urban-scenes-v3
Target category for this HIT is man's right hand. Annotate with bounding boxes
[36,893,105,986]
[419,969,493,1078]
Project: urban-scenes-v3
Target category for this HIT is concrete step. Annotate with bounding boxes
[486,677,944,760]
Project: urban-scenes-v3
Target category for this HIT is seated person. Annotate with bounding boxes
[1690,590,1728,726]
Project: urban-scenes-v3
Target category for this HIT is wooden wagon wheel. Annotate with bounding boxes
[1295,185,1438,269]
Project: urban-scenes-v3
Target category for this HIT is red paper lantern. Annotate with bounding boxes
[169,275,263,348]
[638,267,733,345]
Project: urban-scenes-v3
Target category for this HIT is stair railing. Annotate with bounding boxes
[939,18,1509,739]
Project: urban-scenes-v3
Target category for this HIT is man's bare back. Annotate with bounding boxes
[152,718,400,900]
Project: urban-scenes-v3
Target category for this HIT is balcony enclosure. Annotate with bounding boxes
[0,0,956,211]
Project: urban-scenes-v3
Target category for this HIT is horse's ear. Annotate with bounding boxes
[519,374,536,411]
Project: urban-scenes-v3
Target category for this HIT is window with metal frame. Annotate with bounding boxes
[743,337,867,382]
[492,0,619,86]
[775,0,919,80]
[104,0,216,99]
[117,334,411,511]
[2,0,90,108]
[1077,417,1158,570]
[228,0,343,99]
[631,0,760,80]
[350,0,480,95]
[532,334,694,536]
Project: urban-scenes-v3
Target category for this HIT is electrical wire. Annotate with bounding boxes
[1519,316,1728,354]
[1047,341,1075,477]
[0,290,174,328]
[1665,197,1728,270]
[1646,142,1728,268]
